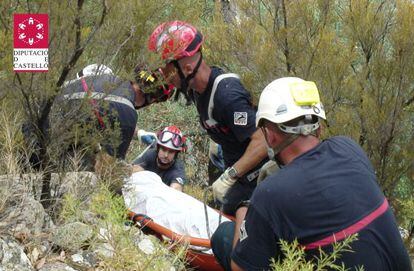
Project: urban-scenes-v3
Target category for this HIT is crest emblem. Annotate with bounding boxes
[234,112,247,126]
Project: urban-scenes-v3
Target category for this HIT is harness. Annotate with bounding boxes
[63,92,135,111]
[303,198,389,250]
[80,77,105,129]
[64,78,135,129]
[205,73,240,127]
[204,73,261,182]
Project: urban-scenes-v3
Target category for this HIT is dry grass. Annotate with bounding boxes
[0,104,25,175]
[0,103,35,234]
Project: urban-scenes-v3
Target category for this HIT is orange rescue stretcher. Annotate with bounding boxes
[128,211,226,271]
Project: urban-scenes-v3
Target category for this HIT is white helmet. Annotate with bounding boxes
[156,125,186,152]
[256,77,326,135]
[76,64,113,78]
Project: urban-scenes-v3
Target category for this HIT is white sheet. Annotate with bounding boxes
[123,171,229,252]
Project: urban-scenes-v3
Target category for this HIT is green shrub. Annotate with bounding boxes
[271,235,364,271]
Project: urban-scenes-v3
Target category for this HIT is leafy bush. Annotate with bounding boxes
[271,235,364,271]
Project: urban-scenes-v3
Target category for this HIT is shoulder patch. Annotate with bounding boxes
[239,220,248,242]
[234,112,248,126]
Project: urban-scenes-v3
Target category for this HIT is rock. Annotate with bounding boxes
[0,174,52,241]
[43,212,56,231]
[79,210,99,225]
[0,236,34,271]
[27,241,50,266]
[0,171,98,202]
[38,262,79,271]
[137,237,155,255]
[93,243,115,258]
[70,251,97,268]
[97,227,111,242]
[56,172,98,201]
[13,196,46,235]
[51,222,93,251]
[0,173,43,201]
[70,254,83,263]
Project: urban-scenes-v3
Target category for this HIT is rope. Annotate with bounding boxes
[202,185,223,240]
[203,187,212,239]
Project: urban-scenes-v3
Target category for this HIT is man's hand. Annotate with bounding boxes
[137,129,156,145]
[257,160,279,184]
[212,168,237,203]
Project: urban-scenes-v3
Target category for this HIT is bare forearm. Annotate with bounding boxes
[232,206,248,247]
[231,207,248,271]
[233,129,267,176]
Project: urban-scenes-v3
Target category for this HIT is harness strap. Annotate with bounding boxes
[303,198,389,250]
[205,73,240,127]
[80,78,106,129]
[63,92,136,111]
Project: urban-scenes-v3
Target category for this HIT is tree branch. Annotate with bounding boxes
[13,73,36,123]
[281,0,292,73]
[56,0,107,88]
[404,94,414,108]
[305,1,330,78]
[109,26,136,66]
[0,13,9,33]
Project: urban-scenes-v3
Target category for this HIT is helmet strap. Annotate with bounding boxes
[278,116,320,136]
[172,51,203,96]
[267,134,299,166]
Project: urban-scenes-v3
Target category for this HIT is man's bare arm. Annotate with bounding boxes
[233,129,267,177]
[230,206,248,271]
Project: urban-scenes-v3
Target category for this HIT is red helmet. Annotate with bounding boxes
[148,21,203,62]
[156,125,186,152]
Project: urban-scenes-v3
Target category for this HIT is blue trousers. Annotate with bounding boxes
[211,221,235,271]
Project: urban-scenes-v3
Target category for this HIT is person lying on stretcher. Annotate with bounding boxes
[122,167,230,253]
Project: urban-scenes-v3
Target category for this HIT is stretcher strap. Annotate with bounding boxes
[303,198,389,250]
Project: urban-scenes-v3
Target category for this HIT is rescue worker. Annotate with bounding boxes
[148,21,268,215]
[51,63,174,168]
[133,125,187,191]
[211,77,412,270]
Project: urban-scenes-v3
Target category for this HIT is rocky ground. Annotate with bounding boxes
[0,172,182,271]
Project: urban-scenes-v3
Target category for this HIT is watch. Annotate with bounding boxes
[227,166,239,179]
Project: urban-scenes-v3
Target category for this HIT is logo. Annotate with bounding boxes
[275,104,287,115]
[13,14,49,72]
[239,220,248,242]
[313,105,321,114]
[234,112,247,126]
